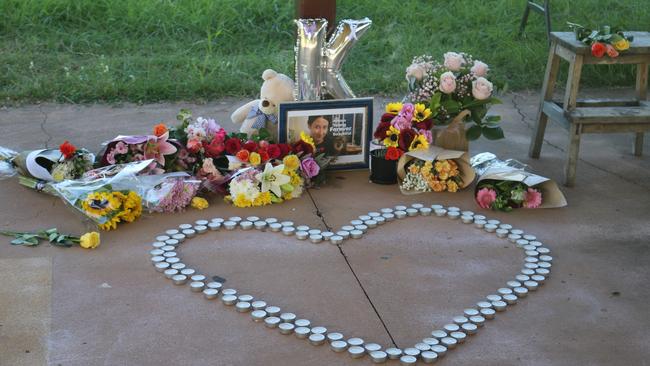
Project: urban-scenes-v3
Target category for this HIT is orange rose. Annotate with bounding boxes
[153,123,168,137]
[236,149,250,162]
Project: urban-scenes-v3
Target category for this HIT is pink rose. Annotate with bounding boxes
[472,77,493,100]
[470,61,489,77]
[523,188,542,208]
[476,188,497,209]
[439,71,457,94]
[443,52,465,71]
[300,157,320,178]
[406,63,427,82]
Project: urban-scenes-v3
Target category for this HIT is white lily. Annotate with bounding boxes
[256,163,290,197]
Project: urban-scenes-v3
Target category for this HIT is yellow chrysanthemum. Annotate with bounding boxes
[253,191,273,206]
[284,169,303,186]
[383,126,400,148]
[191,197,209,210]
[414,103,432,122]
[435,160,451,174]
[283,155,300,171]
[409,134,429,151]
[446,180,459,193]
[119,191,142,222]
[385,102,403,115]
[233,193,252,208]
[408,164,420,174]
[300,131,315,149]
[438,171,449,181]
[429,179,446,192]
[249,152,261,166]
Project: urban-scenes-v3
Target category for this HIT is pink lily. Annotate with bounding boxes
[144,131,177,166]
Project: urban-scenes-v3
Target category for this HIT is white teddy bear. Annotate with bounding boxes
[230,69,295,141]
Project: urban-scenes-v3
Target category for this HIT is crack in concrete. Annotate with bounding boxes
[306,189,399,348]
[38,105,52,148]
[511,93,649,191]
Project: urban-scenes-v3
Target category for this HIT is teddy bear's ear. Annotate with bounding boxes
[262,69,278,81]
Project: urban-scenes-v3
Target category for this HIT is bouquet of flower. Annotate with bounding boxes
[470,152,567,211]
[568,22,633,58]
[99,126,178,174]
[373,102,432,161]
[79,189,142,230]
[400,159,463,193]
[139,174,201,213]
[405,52,503,141]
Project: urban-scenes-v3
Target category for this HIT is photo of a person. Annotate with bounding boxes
[306,115,338,156]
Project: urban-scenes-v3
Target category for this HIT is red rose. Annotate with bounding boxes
[236,149,250,162]
[204,139,225,158]
[398,129,417,151]
[415,119,433,131]
[278,143,291,157]
[292,140,314,155]
[385,146,402,160]
[267,144,282,159]
[243,140,257,152]
[605,44,619,58]
[591,42,606,58]
[59,141,77,159]
[187,139,202,153]
[258,148,270,162]
[380,113,395,123]
[374,121,392,140]
[225,138,241,155]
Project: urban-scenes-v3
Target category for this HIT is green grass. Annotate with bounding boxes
[0,0,648,103]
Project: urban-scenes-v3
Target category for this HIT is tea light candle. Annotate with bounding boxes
[386,348,403,359]
[264,317,281,328]
[156,235,171,242]
[487,219,500,225]
[394,205,407,211]
[251,310,267,322]
[278,323,295,334]
[330,235,344,245]
[172,274,188,285]
[295,225,310,232]
[190,282,205,292]
[447,206,459,212]
[469,315,486,326]
[180,268,196,277]
[499,224,512,230]
[382,213,395,221]
[406,208,419,217]
[474,219,486,228]
[155,262,170,272]
[280,221,293,227]
[194,225,208,234]
[203,288,219,300]
[524,280,539,291]
[431,345,447,357]
[421,351,438,363]
[221,295,237,305]
[327,332,344,342]
[380,208,393,214]
[253,221,267,230]
[330,340,348,352]
[179,224,192,230]
[151,256,165,265]
[150,249,165,256]
[539,255,553,262]
[296,231,309,240]
[350,230,364,239]
[419,207,432,216]
[190,275,205,282]
[443,323,460,332]
[165,257,180,264]
[354,224,368,233]
[538,261,552,269]
[348,337,364,348]
[517,239,530,248]
[281,227,295,236]
[310,326,327,335]
[464,308,479,317]
[514,287,529,297]
[486,294,502,302]
[370,350,387,363]
[510,229,524,235]
[365,343,382,353]
[525,256,539,263]
[181,229,196,237]
[239,221,253,230]
[400,355,417,365]
[480,308,496,319]
[152,241,166,249]
[461,215,474,224]
[368,211,381,217]
[441,337,457,349]
[245,216,259,222]
[507,280,522,288]
[166,229,180,235]
[403,348,420,357]
[434,209,447,217]
[492,300,507,311]
[161,245,175,252]
[530,240,544,247]
[537,247,550,254]
[309,235,323,244]
[238,295,253,303]
[508,234,522,243]
[251,301,267,310]
[229,216,242,223]
[207,282,222,291]
[280,312,296,323]
[374,216,386,225]
[164,269,178,279]
[269,223,282,232]
[484,223,498,232]
[350,220,364,226]
[496,229,509,238]
[394,210,407,219]
[295,319,311,328]
[523,234,536,241]
[503,294,518,305]
[431,330,447,339]
[265,218,278,224]
[223,221,237,230]
[515,274,530,282]
[462,322,478,334]
[447,211,460,219]
[461,210,474,216]
[348,346,366,358]
[309,333,326,345]
[163,251,177,258]
[365,220,378,228]
[473,214,486,221]
[171,234,185,242]
[477,301,493,310]
[498,287,513,296]
[451,331,467,343]
[524,263,539,270]
[321,232,334,240]
[221,288,237,296]
[414,343,430,351]
[453,316,469,325]
[521,268,536,276]
[235,301,251,313]
[536,268,550,276]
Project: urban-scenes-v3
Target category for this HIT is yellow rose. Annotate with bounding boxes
[249,152,261,166]
[283,155,300,171]
[613,39,629,51]
[79,232,101,249]
[191,197,209,210]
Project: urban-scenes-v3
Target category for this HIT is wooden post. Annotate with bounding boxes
[295,0,336,35]
[529,40,561,158]
[634,63,648,156]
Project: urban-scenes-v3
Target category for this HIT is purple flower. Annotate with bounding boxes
[399,103,415,122]
[299,157,320,178]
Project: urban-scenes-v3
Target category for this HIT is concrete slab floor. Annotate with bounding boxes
[0,90,649,365]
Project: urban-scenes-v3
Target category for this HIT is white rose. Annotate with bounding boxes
[443,52,465,71]
[439,71,457,94]
[472,77,493,100]
[470,61,489,77]
[405,63,427,82]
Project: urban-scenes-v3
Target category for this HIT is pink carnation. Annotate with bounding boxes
[523,188,542,208]
[476,188,497,209]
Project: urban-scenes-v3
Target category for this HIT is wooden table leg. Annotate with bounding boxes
[529,41,560,158]
[565,123,582,187]
[563,54,584,110]
[634,63,648,156]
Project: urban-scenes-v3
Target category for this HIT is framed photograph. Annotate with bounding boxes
[278,98,373,170]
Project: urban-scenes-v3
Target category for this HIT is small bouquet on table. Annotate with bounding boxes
[471,153,567,211]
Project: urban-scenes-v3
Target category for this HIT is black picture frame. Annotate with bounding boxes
[278,98,373,170]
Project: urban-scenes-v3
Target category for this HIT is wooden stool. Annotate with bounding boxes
[518,0,551,43]
[529,31,650,186]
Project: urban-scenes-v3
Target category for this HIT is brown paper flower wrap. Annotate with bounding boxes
[397,146,475,195]
[433,109,471,151]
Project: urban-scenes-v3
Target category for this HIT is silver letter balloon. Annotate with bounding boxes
[294,18,372,101]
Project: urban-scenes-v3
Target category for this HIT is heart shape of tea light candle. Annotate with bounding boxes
[149,203,552,364]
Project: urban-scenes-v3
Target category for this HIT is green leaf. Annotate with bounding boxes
[45,228,58,235]
[11,238,26,245]
[466,124,482,141]
[429,92,442,114]
[482,126,505,140]
[48,233,58,242]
